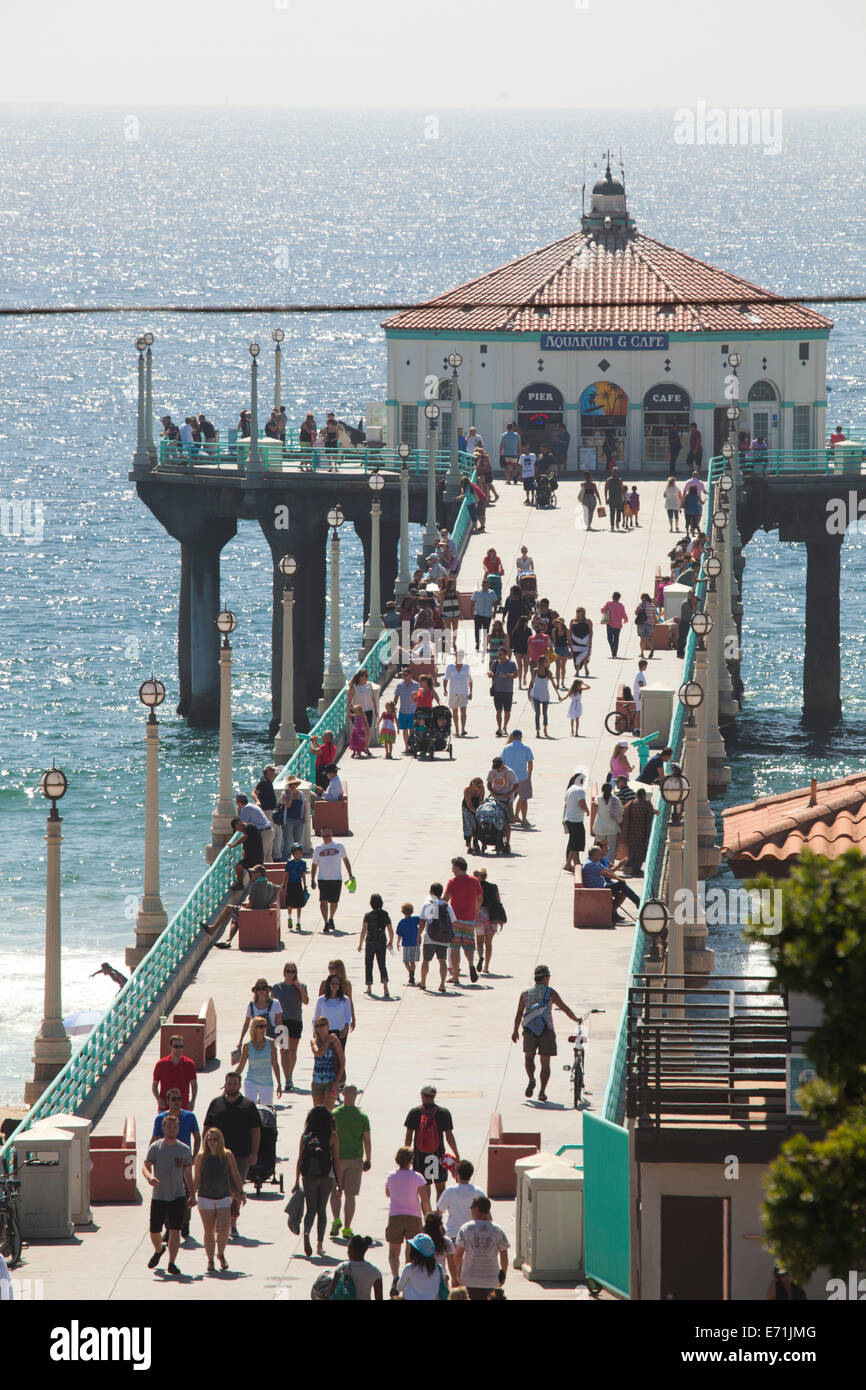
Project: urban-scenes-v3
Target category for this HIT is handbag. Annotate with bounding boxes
[285,1186,305,1235]
[302,888,310,906]
[600,611,608,625]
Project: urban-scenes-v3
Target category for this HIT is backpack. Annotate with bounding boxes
[523,987,552,1037]
[330,1263,357,1301]
[310,1271,336,1301]
[416,1107,441,1154]
[300,1132,330,1178]
[426,902,453,946]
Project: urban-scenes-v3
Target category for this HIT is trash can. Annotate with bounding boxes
[640,687,674,746]
[662,583,691,620]
[53,1115,93,1225]
[513,1151,559,1268]
[521,1159,585,1281]
[14,1121,75,1239]
[832,440,863,475]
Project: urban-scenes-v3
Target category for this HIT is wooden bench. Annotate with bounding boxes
[159,999,217,1069]
[312,780,349,837]
[487,1113,541,1199]
[90,1117,137,1203]
[573,876,614,928]
[237,905,281,950]
[653,619,678,650]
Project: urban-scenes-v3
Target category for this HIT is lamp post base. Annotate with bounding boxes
[273,726,299,763]
[25,1032,72,1105]
[206,809,235,865]
[319,673,346,714]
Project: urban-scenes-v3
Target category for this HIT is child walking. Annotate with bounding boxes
[349,704,368,757]
[377,701,397,759]
[396,902,421,986]
[566,678,590,736]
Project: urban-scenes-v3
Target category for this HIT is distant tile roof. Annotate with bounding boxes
[722,774,866,877]
[383,228,832,336]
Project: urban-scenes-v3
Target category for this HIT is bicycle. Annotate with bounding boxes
[564,1009,605,1109]
[0,1158,23,1267]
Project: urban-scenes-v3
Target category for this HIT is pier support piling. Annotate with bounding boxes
[803,537,843,727]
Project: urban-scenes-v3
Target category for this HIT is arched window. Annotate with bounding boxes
[643,385,691,465]
[747,380,777,402]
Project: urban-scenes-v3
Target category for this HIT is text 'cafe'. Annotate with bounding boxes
[382,163,830,472]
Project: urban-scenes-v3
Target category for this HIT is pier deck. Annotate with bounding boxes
[24,480,687,1301]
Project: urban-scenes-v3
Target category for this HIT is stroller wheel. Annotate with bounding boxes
[255,1182,262,1193]
[448,742,453,759]
[279,1175,284,1192]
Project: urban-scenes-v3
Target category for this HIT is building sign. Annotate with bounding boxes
[787,1055,818,1114]
[541,332,669,352]
[580,382,628,417]
[644,386,690,412]
[517,384,565,412]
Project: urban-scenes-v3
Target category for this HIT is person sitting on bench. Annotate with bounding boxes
[203,865,278,949]
[580,846,641,923]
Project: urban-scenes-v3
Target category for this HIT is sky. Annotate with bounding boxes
[1,0,864,108]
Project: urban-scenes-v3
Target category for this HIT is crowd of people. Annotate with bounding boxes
[157,442,709,1301]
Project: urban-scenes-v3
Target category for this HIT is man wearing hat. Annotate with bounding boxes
[273,778,305,860]
[404,1085,459,1199]
[511,966,581,1102]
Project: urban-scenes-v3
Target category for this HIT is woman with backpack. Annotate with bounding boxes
[293,1104,339,1257]
[634,592,658,660]
[472,867,506,975]
[329,1234,383,1301]
[309,1015,345,1108]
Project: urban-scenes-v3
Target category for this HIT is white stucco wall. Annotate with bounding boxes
[385,333,828,467]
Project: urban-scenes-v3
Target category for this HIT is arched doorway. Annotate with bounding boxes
[643,385,690,467]
[580,381,627,468]
[747,380,779,451]
[516,383,565,453]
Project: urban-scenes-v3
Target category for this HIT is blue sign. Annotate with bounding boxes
[541,332,669,352]
[787,1055,818,1114]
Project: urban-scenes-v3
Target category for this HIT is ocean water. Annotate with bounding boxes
[1,107,864,1102]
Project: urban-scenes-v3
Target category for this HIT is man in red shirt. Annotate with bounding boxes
[444,857,483,987]
[152,1036,198,1110]
[527,625,550,678]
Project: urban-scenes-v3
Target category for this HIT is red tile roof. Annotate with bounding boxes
[383,228,832,336]
[721,774,866,876]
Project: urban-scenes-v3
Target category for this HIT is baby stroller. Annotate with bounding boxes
[535,470,559,509]
[247,1105,284,1194]
[410,705,453,760]
[474,797,510,855]
[518,572,538,604]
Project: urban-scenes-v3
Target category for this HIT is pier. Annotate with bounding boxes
[6,477,710,1301]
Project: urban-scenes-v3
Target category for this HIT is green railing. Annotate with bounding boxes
[154,439,477,478]
[601,481,712,1124]
[740,446,865,478]
[0,834,243,1163]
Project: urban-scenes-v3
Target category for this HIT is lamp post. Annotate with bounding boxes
[724,353,744,560]
[703,552,732,794]
[246,341,263,480]
[712,498,739,719]
[678,680,703,900]
[423,402,441,558]
[362,471,385,653]
[274,555,299,763]
[206,608,237,863]
[127,677,169,968]
[690,609,720,870]
[144,332,156,463]
[25,766,72,1103]
[395,442,411,599]
[445,352,463,502]
[133,336,149,469]
[273,328,285,411]
[320,506,346,710]
[660,771,690,1020]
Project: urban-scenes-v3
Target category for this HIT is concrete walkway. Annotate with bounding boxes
[22,478,687,1302]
